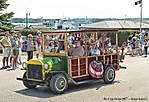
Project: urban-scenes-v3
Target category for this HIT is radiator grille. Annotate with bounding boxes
[27,64,43,80]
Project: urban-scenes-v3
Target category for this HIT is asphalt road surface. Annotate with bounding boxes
[0,55,149,102]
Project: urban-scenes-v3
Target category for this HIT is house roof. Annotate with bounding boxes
[80,20,149,30]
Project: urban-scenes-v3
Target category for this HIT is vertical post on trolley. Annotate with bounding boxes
[102,32,105,64]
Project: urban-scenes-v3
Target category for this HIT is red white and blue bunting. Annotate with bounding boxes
[88,61,104,78]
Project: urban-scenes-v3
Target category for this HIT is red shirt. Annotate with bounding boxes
[36,36,42,46]
[121,43,126,50]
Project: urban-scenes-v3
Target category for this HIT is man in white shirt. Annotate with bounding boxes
[0,31,11,69]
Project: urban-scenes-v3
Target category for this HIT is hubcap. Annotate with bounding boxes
[107,69,114,81]
[56,78,66,90]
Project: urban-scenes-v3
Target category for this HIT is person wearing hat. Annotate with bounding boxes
[11,33,19,69]
[0,31,11,69]
[26,34,36,61]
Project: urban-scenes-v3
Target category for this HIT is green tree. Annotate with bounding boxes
[0,0,14,31]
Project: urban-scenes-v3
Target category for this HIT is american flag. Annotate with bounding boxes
[135,0,142,5]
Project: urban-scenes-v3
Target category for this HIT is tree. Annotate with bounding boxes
[0,0,14,31]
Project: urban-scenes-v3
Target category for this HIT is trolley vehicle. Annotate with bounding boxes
[17,29,122,94]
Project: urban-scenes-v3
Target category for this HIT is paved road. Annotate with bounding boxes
[0,55,149,102]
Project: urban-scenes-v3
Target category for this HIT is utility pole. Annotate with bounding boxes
[140,0,143,33]
[135,0,143,33]
[26,13,30,28]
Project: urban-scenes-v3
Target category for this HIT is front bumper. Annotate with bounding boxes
[16,77,46,85]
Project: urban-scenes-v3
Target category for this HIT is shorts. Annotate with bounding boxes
[3,47,11,57]
[13,50,19,56]
[36,46,41,54]
[19,48,22,55]
[10,48,13,56]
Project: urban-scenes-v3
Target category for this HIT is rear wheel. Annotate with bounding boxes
[103,66,115,84]
[23,72,37,89]
[50,74,68,94]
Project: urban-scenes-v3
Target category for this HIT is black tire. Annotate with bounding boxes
[50,74,68,94]
[23,72,37,89]
[103,66,115,84]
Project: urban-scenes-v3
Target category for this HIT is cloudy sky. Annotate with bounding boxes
[7,0,149,19]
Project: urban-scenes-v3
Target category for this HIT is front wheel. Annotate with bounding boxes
[23,72,37,89]
[103,66,115,84]
[50,74,68,94]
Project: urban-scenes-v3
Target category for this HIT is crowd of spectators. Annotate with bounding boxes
[0,31,42,70]
[127,31,149,57]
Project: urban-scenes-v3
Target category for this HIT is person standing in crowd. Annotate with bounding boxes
[144,32,149,56]
[11,33,19,69]
[0,31,11,69]
[17,33,23,64]
[139,32,144,55]
[26,34,36,61]
[10,33,14,67]
[120,41,126,62]
[131,38,136,56]
[140,32,145,45]
[144,39,149,57]
[144,32,149,41]
[36,31,42,59]
[135,38,142,56]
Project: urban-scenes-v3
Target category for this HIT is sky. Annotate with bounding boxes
[6,0,149,19]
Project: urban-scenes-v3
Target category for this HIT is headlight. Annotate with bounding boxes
[22,62,27,69]
[44,63,49,70]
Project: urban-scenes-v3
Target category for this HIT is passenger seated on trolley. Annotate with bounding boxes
[71,41,85,57]
[68,44,74,56]
[89,45,101,56]
[45,41,56,53]
[45,41,53,52]
[109,45,115,54]
[57,41,65,53]
[67,34,75,45]
[45,46,51,52]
